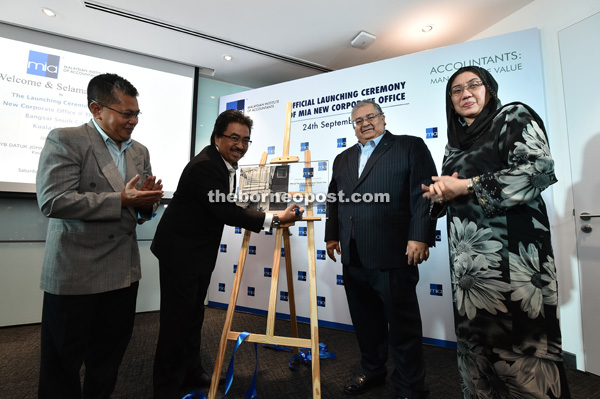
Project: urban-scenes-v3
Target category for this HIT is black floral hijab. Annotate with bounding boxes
[445,66,502,150]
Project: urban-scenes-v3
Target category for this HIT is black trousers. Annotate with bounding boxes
[343,241,429,398]
[38,282,139,399]
[153,260,212,399]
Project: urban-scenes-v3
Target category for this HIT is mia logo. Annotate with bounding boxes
[233,264,238,273]
[336,274,344,286]
[248,245,256,255]
[27,50,60,79]
[430,284,443,296]
[317,205,326,215]
[435,229,442,242]
[318,162,327,171]
[301,142,309,151]
[317,296,326,307]
[299,227,307,237]
[218,283,226,292]
[226,99,245,112]
[426,127,438,139]
[280,248,285,257]
[247,287,255,296]
[303,167,314,178]
[316,250,326,260]
[264,267,272,277]
[298,271,307,281]
[235,227,242,234]
[337,138,346,148]
[268,146,275,155]
[220,244,227,253]
[280,291,289,301]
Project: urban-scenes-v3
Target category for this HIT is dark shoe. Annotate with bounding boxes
[343,373,386,395]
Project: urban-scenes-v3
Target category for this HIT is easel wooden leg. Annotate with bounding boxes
[208,229,252,399]
[266,228,284,336]
[283,227,300,355]
[307,220,321,398]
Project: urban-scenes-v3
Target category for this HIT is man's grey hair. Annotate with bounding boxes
[351,99,383,115]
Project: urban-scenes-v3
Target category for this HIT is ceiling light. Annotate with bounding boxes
[42,8,57,17]
[422,25,434,33]
[223,55,232,61]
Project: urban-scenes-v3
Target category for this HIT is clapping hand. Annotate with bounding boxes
[422,172,462,203]
[121,174,164,208]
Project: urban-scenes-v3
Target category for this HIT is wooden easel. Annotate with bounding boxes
[208,102,322,398]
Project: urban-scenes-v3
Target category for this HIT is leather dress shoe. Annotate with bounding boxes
[343,372,386,395]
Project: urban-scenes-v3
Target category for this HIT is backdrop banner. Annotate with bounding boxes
[211,28,545,346]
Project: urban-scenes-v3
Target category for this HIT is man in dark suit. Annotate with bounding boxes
[150,109,302,399]
[325,99,437,399]
[36,73,164,399]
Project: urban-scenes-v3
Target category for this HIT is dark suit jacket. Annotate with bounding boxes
[151,145,265,274]
[324,131,437,268]
[36,120,157,295]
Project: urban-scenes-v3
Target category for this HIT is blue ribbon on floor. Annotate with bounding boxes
[182,332,258,399]
[288,343,336,370]
[263,342,336,370]
[262,343,294,352]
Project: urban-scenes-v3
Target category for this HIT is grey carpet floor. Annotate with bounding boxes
[1,307,598,398]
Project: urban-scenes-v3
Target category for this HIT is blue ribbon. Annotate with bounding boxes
[263,342,336,370]
[181,389,205,399]
[181,332,258,399]
[288,343,336,370]
[262,343,294,352]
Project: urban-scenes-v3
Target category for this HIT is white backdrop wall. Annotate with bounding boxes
[208,28,546,347]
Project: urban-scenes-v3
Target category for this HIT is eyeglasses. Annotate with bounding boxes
[221,133,252,146]
[352,113,382,129]
[93,101,141,119]
[450,79,484,97]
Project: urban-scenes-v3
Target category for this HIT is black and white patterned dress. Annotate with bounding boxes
[436,102,570,399]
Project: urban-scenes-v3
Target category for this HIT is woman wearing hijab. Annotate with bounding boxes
[422,66,570,398]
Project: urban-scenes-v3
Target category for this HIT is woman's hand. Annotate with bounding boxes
[422,172,468,203]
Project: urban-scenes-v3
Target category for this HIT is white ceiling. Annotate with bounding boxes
[0,0,533,88]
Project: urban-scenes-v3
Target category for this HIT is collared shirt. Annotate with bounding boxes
[216,146,272,230]
[357,133,384,177]
[93,119,132,181]
[221,156,237,194]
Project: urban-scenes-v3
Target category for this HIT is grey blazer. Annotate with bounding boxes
[36,120,157,295]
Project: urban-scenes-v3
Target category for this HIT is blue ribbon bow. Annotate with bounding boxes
[182,332,258,399]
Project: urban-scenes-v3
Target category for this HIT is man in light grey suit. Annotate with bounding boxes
[36,73,164,399]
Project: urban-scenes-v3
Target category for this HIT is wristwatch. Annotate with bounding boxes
[271,215,281,228]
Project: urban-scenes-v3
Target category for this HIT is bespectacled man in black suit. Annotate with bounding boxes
[151,109,302,399]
